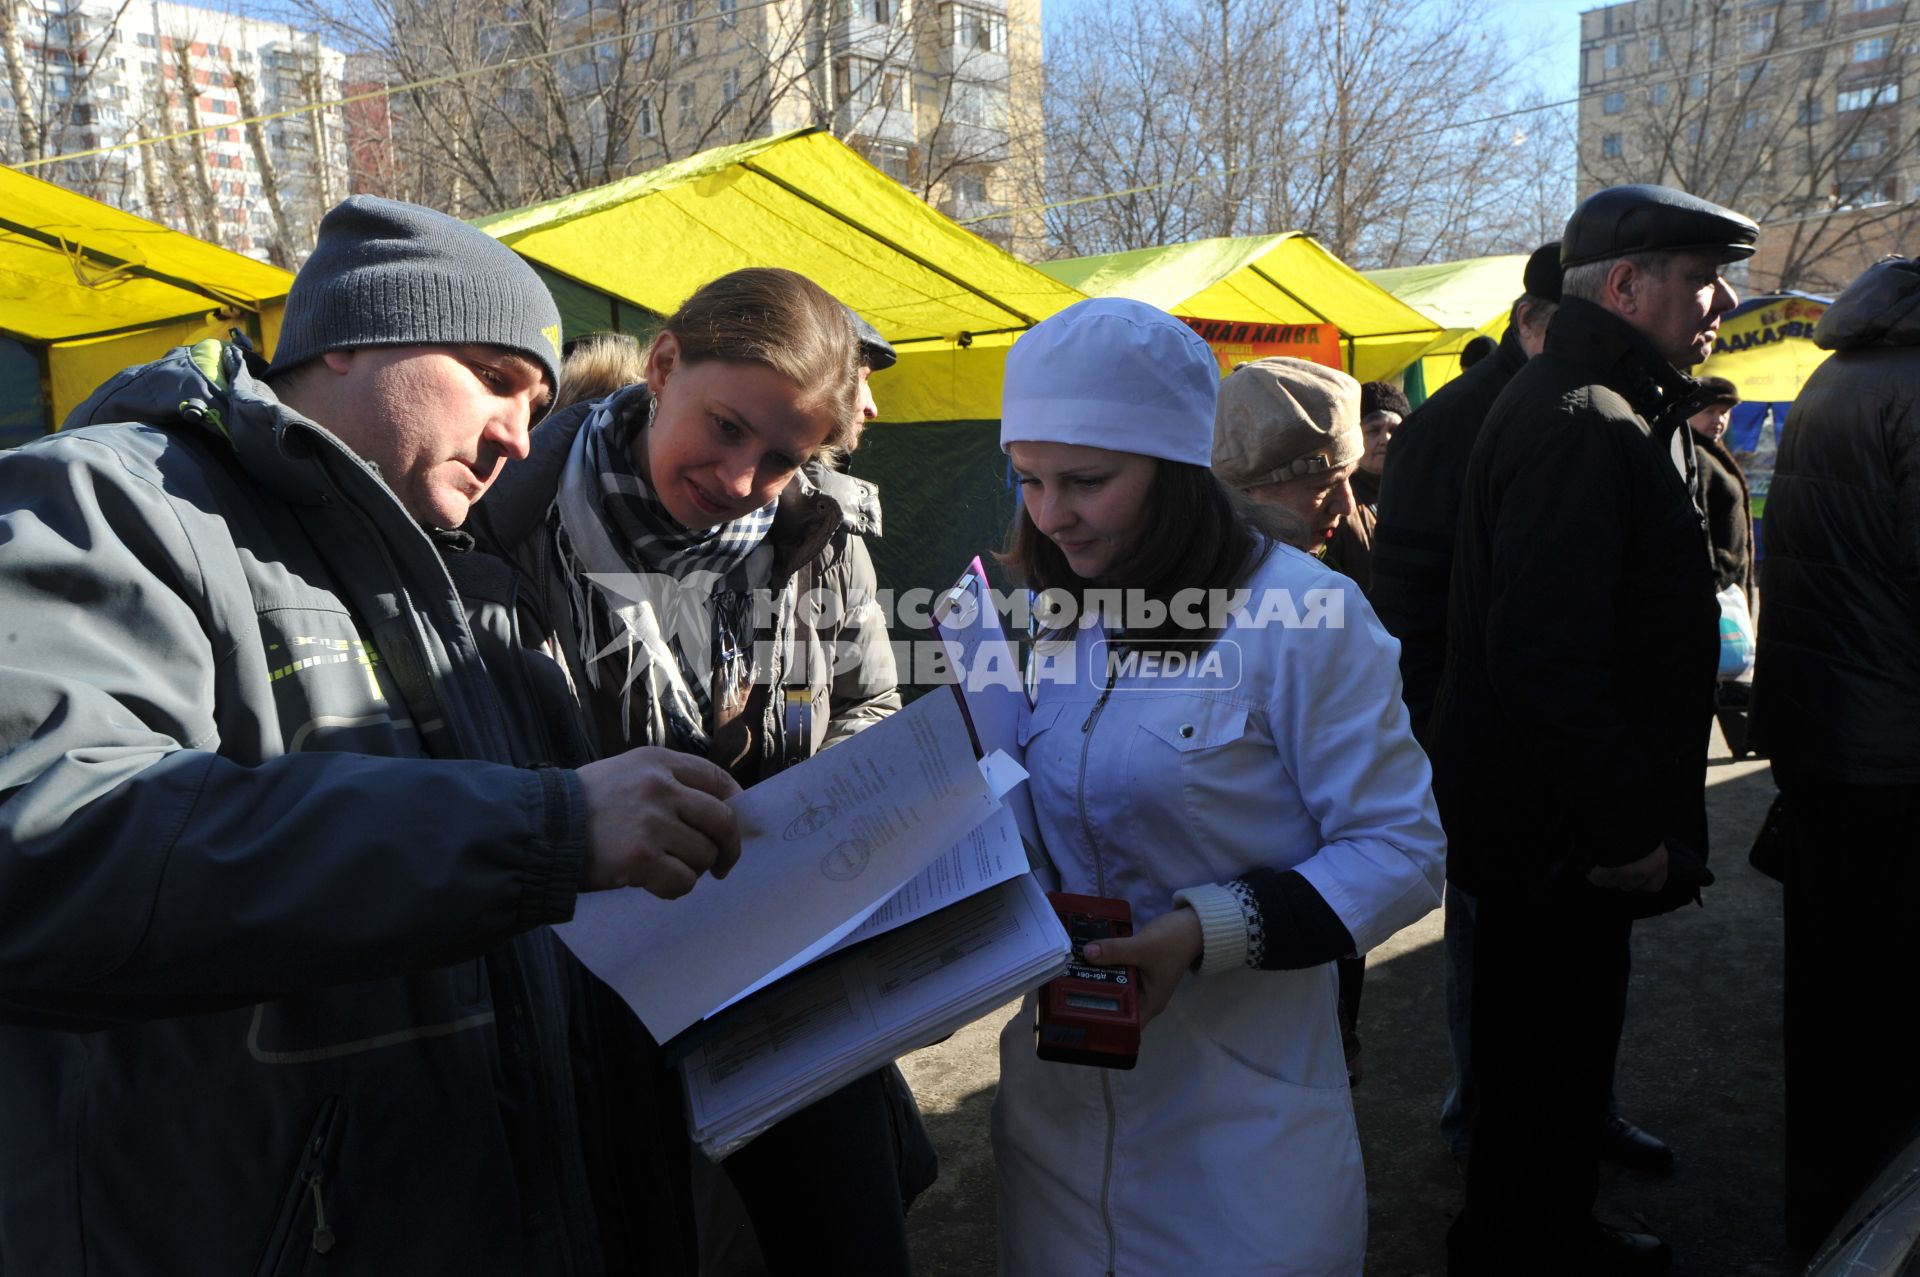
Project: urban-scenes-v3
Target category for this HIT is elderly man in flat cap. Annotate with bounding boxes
[1430,185,1755,1274]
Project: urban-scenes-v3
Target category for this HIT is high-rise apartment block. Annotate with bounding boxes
[633,0,1042,252]
[522,0,1045,253]
[1577,0,1920,294]
[2,0,350,264]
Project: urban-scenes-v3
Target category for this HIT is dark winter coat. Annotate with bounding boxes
[1322,467,1378,597]
[1693,433,1753,598]
[1426,298,1720,898]
[1370,323,1529,739]
[1752,257,1920,785]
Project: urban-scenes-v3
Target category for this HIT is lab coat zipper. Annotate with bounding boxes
[1076,653,1123,1269]
[1078,658,1119,898]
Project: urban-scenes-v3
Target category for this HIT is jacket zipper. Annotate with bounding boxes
[258,1094,342,1275]
[307,1173,334,1255]
[299,1098,341,1257]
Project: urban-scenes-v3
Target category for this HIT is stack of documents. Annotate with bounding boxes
[679,874,1066,1157]
[553,647,1070,1157]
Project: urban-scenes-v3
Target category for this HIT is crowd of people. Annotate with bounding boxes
[0,179,1912,1277]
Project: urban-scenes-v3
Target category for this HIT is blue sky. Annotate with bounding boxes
[1494,0,1592,100]
[1045,0,1593,102]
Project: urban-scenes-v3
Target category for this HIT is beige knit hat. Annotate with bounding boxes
[1212,357,1363,488]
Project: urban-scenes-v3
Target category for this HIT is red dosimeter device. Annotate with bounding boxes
[1035,892,1142,1070]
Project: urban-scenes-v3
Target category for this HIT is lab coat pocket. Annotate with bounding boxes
[1128,697,1261,839]
[1134,697,1250,754]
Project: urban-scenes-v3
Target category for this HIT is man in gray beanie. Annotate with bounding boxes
[0,195,741,1273]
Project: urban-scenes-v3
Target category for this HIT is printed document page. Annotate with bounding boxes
[718,755,1029,1012]
[554,690,1000,1040]
[831,799,1025,949]
[680,874,1070,1158]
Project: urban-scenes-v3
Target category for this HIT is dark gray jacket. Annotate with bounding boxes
[0,342,615,1275]
[1753,258,1920,785]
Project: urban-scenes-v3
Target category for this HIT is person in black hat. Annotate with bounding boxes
[847,307,897,429]
[1372,241,1567,1164]
[1429,185,1755,1275]
[1458,335,1499,369]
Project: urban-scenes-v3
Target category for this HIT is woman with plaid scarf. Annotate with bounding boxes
[471,268,914,1275]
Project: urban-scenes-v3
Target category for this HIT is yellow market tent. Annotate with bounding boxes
[1695,292,1834,536]
[1364,253,1529,398]
[476,128,1093,605]
[1036,234,1443,384]
[475,127,1088,424]
[0,165,292,445]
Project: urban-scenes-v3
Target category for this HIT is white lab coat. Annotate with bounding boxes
[992,542,1445,1276]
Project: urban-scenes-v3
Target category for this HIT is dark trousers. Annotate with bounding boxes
[1781,777,1920,1252]
[722,1068,913,1276]
[1448,884,1631,1269]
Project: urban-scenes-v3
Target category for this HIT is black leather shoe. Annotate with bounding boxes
[1599,1116,1675,1175]
[1575,1219,1672,1274]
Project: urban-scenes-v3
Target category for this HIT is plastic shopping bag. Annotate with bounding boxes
[1717,584,1755,680]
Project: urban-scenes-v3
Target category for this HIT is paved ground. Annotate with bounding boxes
[898,724,1798,1275]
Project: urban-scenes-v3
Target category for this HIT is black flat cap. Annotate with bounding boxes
[845,307,898,372]
[1561,184,1757,269]
[1524,241,1563,302]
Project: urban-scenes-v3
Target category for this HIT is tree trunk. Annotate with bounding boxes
[1,0,44,161]
[234,70,295,267]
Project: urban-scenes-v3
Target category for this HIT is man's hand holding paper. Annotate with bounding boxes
[555,690,1008,1040]
[576,746,744,897]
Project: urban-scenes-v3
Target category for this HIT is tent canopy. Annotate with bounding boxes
[476,128,1088,425]
[1365,253,1528,396]
[1036,234,1443,383]
[476,128,1094,609]
[0,164,291,439]
[477,127,1084,358]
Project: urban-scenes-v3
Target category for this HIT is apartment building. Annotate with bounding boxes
[552,0,1045,254]
[1576,0,1919,294]
[2,0,351,264]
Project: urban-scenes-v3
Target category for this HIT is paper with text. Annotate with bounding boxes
[681,874,1070,1157]
[554,690,999,1040]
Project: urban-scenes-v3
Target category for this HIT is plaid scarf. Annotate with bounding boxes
[552,387,775,754]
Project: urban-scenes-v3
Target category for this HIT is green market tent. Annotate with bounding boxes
[1036,234,1444,384]
[0,164,291,446]
[1364,253,1529,399]
[475,127,1091,612]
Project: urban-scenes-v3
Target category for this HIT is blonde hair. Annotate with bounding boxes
[554,332,647,412]
[658,268,861,457]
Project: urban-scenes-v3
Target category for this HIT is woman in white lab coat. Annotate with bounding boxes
[990,298,1446,1276]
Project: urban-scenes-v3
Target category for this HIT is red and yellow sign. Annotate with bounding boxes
[1178,318,1343,377]
[1698,296,1832,402]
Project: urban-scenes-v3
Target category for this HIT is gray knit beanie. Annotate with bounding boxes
[273,195,563,394]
